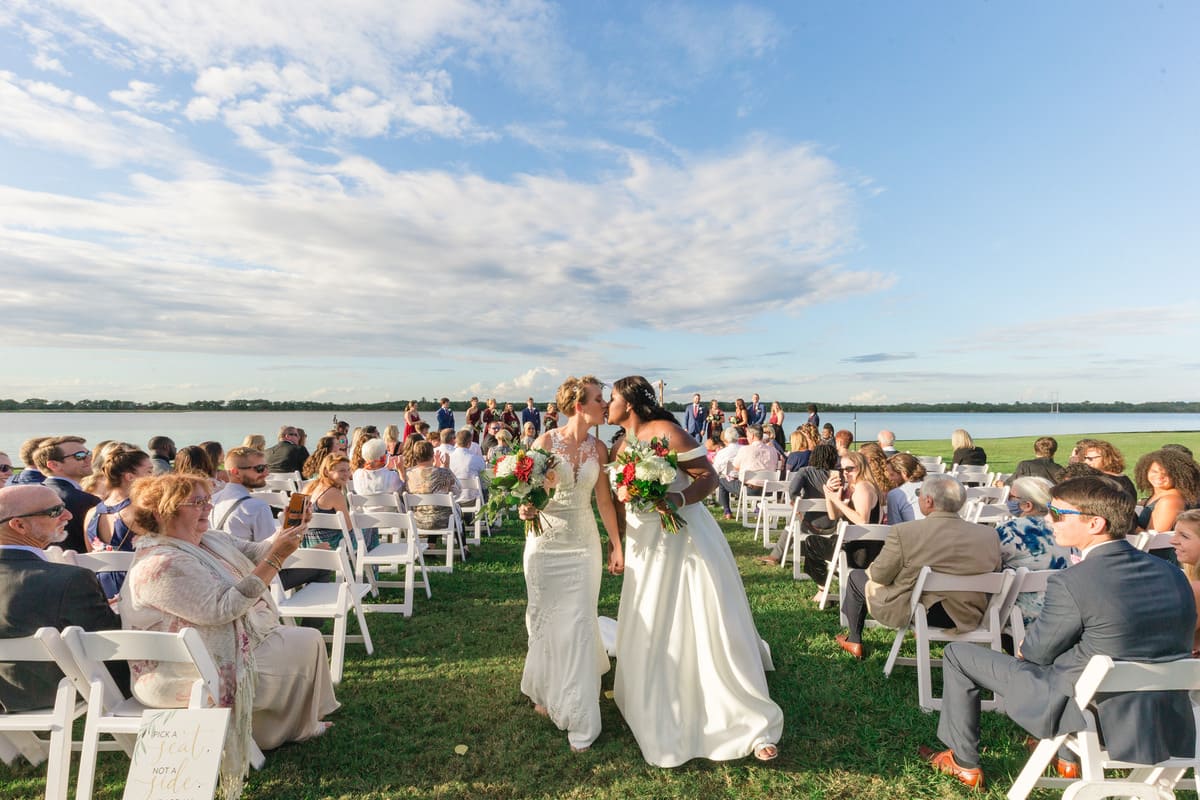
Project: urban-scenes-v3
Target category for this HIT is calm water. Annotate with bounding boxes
[1,410,1198,464]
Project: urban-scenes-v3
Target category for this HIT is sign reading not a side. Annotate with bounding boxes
[122,708,231,800]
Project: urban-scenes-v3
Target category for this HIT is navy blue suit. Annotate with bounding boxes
[43,477,100,554]
[684,404,705,439]
[747,402,766,427]
[12,468,45,485]
[436,406,455,431]
[520,406,542,435]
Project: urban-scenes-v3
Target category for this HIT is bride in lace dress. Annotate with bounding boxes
[607,375,783,767]
[519,376,624,751]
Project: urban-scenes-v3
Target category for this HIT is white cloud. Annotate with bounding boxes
[467,367,563,400]
[109,79,178,113]
[643,2,783,72]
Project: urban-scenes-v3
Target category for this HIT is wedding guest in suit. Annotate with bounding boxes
[1002,436,1065,485]
[520,397,542,436]
[877,430,899,456]
[835,474,1000,659]
[0,484,123,712]
[265,426,306,474]
[806,404,820,429]
[147,436,176,475]
[34,436,100,553]
[684,393,705,440]
[920,476,1196,789]
[12,437,50,485]
[436,397,455,432]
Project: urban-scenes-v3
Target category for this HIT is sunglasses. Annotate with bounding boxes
[1047,504,1089,522]
[235,464,269,474]
[0,504,67,524]
[57,450,90,462]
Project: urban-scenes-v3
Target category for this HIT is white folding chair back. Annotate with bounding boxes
[270,546,374,684]
[0,628,81,800]
[818,521,891,610]
[950,464,991,486]
[1007,655,1200,800]
[59,626,246,800]
[784,498,826,574]
[42,546,69,564]
[455,475,488,545]
[60,550,135,574]
[263,472,300,493]
[1006,568,1058,644]
[349,510,431,616]
[915,455,943,470]
[403,492,465,572]
[963,501,1014,526]
[249,489,291,511]
[966,486,1009,505]
[753,480,792,547]
[737,469,778,528]
[307,510,359,554]
[349,491,404,512]
[882,567,1019,713]
[1133,530,1175,552]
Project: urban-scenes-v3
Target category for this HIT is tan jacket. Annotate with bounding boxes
[865,511,1002,630]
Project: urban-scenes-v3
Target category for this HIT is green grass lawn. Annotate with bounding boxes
[3,431,1196,799]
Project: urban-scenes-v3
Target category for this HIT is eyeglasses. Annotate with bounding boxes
[0,504,67,524]
[180,496,213,508]
[56,450,90,462]
[235,464,269,474]
[1047,504,1089,522]
[1082,454,1102,463]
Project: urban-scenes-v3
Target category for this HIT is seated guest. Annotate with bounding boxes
[83,446,153,598]
[732,425,782,490]
[405,440,465,554]
[486,430,513,463]
[147,436,176,475]
[353,438,404,497]
[784,426,814,474]
[520,421,538,449]
[836,474,1000,659]
[994,477,1073,628]
[12,437,50,484]
[35,435,100,553]
[301,454,354,550]
[712,428,744,519]
[819,423,834,445]
[0,451,11,487]
[447,430,486,501]
[81,440,119,496]
[877,430,898,456]
[834,429,853,457]
[859,444,895,509]
[1003,436,1065,485]
[383,425,403,459]
[757,443,838,566]
[301,435,338,480]
[242,433,267,451]
[480,421,502,456]
[0,484,126,712]
[174,445,221,490]
[1072,438,1137,500]
[434,428,456,466]
[1133,447,1200,533]
[211,447,277,544]
[704,433,722,461]
[1170,509,1200,656]
[200,441,229,486]
[950,429,986,467]
[761,425,785,459]
[802,450,883,603]
[264,426,306,474]
[885,453,926,524]
[920,476,1195,789]
[120,474,338,794]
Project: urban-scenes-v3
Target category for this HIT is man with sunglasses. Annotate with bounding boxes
[921,476,1196,790]
[33,435,100,553]
[211,447,277,543]
[0,484,123,712]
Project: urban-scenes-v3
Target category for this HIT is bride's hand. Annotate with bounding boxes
[543,469,560,490]
[608,547,624,575]
[615,486,631,504]
[517,503,539,521]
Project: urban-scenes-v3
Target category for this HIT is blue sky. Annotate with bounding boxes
[2,1,1197,405]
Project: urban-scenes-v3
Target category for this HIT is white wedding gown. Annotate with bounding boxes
[614,442,784,767]
[521,429,609,749]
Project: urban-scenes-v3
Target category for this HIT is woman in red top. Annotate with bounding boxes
[402,401,420,440]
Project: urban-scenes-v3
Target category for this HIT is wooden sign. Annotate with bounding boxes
[122,708,230,800]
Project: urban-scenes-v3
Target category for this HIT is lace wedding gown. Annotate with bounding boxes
[521,429,609,749]
[614,442,783,767]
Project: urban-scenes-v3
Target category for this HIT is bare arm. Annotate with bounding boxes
[1149,494,1185,532]
[592,438,624,574]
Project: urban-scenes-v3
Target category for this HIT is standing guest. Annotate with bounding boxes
[835,474,1000,660]
[1073,439,1136,499]
[301,454,354,551]
[265,426,306,474]
[12,437,50,484]
[35,436,100,553]
[0,484,125,713]
[1170,509,1200,656]
[747,393,766,427]
[544,402,560,431]
[712,428,744,520]
[1133,447,1200,533]
[758,443,838,566]
[383,424,403,459]
[877,430,899,456]
[212,447,278,544]
[353,439,403,497]
[730,398,749,440]
[684,393,705,440]
[1004,436,1065,484]
[950,429,987,467]
[242,433,267,451]
[447,430,486,501]
[302,436,338,480]
[465,397,483,442]
[436,397,455,432]
[994,477,1073,629]
[885,453,927,524]
[767,401,785,442]
[806,404,820,429]
[521,397,542,436]
[83,447,152,598]
[0,451,12,487]
[706,399,725,439]
[501,402,520,437]
[120,474,338,794]
[402,401,421,441]
[919,476,1195,789]
[147,436,176,475]
[481,398,498,431]
[201,441,229,486]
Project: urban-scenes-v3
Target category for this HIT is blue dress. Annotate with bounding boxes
[84,497,134,598]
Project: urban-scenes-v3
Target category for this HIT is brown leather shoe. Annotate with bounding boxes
[1055,758,1080,779]
[834,633,864,660]
[755,555,781,566]
[918,746,984,790]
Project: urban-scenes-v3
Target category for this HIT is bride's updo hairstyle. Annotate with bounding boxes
[555,375,602,417]
[613,376,678,425]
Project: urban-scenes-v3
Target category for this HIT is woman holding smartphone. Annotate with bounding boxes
[802,450,883,603]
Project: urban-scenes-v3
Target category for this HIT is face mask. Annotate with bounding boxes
[1006,499,1022,516]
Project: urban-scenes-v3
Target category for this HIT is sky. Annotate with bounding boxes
[1,1,1198,406]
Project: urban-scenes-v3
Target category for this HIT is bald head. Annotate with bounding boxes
[0,485,71,548]
[878,430,895,448]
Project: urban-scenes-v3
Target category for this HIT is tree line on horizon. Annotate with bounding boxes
[2,398,1198,414]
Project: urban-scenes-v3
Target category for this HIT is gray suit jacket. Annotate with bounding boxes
[0,549,122,712]
[1011,538,1195,764]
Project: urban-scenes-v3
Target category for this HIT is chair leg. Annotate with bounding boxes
[45,681,75,800]
[329,609,346,685]
[75,686,106,800]
[883,624,908,677]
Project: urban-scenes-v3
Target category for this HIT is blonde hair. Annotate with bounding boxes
[555,375,602,416]
[127,474,211,535]
[242,434,267,450]
[951,429,974,450]
[384,424,400,443]
[1175,509,1200,579]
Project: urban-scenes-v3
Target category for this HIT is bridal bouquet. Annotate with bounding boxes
[607,437,686,533]
[484,447,558,534]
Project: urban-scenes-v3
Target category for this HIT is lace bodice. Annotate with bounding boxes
[545,429,602,511]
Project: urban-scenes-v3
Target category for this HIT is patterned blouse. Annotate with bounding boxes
[995,515,1074,625]
[406,466,461,530]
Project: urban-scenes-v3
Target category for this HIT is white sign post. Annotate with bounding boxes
[122,708,230,800]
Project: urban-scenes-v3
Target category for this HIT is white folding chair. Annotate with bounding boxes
[0,628,81,800]
[60,550,135,575]
[783,498,827,575]
[249,489,291,513]
[59,626,262,800]
[753,480,792,547]
[349,491,405,514]
[737,469,778,528]
[1006,568,1058,645]
[963,501,1014,526]
[882,566,1019,713]
[966,486,1009,505]
[263,472,300,493]
[1134,530,1175,552]
[1007,655,1200,800]
[950,464,991,486]
[818,522,891,610]
[455,476,487,546]
[349,510,431,616]
[270,546,374,684]
[404,493,465,573]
